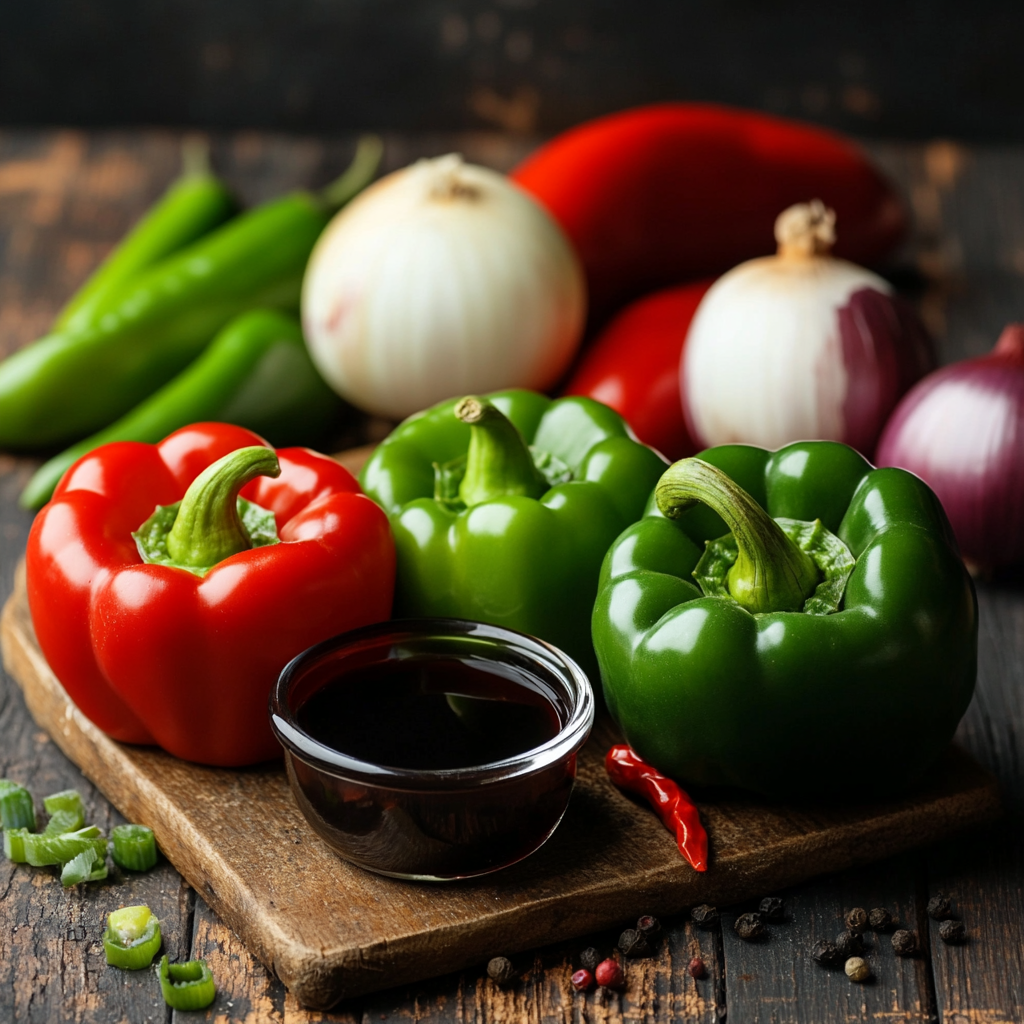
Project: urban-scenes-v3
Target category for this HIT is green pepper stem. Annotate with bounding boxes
[455,397,549,508]
[317,135,384,211]
[656,458,819,614]
[166,446,280,569]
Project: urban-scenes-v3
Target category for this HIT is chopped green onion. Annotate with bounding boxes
[109,824,158,871]
[44,808,85,835]
[43,789,85,821]
[0,780,36,830]
[60,847,108,886]
[24,826,106,867]
[159,956,216,1011]
[103,906,162,969]
[4,827,29,863]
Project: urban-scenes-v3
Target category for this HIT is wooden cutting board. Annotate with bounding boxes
[1,554,999,1009]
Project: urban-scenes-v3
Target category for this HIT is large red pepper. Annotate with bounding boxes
[512,103,905,315]
[26,422,395,766]
[563,279,713,461]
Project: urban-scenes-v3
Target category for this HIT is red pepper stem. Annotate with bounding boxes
[655,458,818,614]
[455,396,549,507]
[166,446,280,569]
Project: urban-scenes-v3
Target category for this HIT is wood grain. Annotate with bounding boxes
[1,565,1001,1009]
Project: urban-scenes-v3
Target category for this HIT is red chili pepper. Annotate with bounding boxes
[512,103,905,315]
[605,744,708,872]
[26,422,395,766]
[563,279,713,461]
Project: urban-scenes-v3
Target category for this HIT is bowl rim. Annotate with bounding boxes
[269,617,595,791]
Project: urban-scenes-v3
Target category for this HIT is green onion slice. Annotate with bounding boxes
[4,827,29,863]
[44,808,85,835]
[43,789,85,821]
[0,780,36,831]
[110,824,158,871]
[103,906,162,969]
[159,956,216,1010]
[24,827,106,867]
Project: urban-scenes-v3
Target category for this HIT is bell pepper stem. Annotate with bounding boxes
[166,446,281,569]
[655,458,819,614]
[455,397,549,507]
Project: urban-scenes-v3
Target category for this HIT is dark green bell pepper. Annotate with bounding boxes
[360,390,667,675]
[593,441,977,798]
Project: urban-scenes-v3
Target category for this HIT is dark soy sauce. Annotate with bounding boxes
[296,655,562,770]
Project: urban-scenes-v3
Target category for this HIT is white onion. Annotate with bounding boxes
[302,154,586,420]
[682,200,933,455]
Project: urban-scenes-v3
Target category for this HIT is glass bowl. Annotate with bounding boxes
[269,618,595,881]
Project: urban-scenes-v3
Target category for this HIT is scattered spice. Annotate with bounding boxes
[835,929,864,958]
[927,894,953,921]
[868,907,893,932]
[759,897,785,921]
[618,928,647,958]
[891,929,917,957]
[571,968,595,992]
[579,947,600,972]
[844,956,870,982]
[595,958,624,990]
[734,913,767,941]
[845,907,868,933]
[637,914,661,939]
[487,957,516,986]
[938,919,966,944]
[811,939,843,968]
[687,956,706,979]
[691,905,719,929]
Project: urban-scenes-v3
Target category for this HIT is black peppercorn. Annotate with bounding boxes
[845,907,868,933]
[891,929,917,957]
[938,919,966,944]
[759,897,785,921]
[579,947,601,972]
[691,905,719,929]
[868,907,893,932]
[487,957,516,986]
[637,914,661,938]
[618,928,647,958]
[835,929,864,958]
[734,912,767,941]
[811,939,843,968]
[927,894,953,921]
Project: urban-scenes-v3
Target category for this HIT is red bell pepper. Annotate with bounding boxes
[563,279,713,461]
[512,103,905,315]
[26,422,395,766]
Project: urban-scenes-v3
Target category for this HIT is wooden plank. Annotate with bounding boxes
[1,567,1000,1009]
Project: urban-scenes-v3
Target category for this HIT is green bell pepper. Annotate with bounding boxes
[593,441,977,798]
[360,390,667,674]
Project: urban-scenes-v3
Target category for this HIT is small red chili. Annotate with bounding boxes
[605,744,708,872]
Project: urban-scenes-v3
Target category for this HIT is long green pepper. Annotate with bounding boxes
[0,136,381,449]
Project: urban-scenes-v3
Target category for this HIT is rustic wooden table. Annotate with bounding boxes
[0,129,1022,1023]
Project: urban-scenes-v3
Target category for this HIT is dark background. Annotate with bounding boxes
[2,0,1023,140]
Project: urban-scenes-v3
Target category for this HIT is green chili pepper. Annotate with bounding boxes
[21,309,343,508]
[110,824,158,871]
[159,956,217,1010]
[103,906,162,969]
[55,140,237,333]
[0,135,381,449]
[0,780,36,830]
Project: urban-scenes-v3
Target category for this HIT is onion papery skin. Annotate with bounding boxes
[301,156,586,421]
[681,256,933,455]
[876,327,1024,569]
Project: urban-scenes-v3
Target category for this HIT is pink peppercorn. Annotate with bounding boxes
[571,968,595,992]
[688,956,706,979]
[595,958,624,989]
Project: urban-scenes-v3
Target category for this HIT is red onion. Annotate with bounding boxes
[876,324,1024,569]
